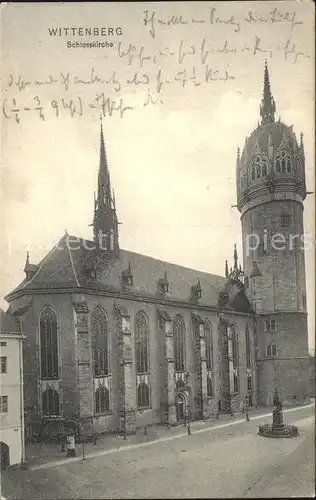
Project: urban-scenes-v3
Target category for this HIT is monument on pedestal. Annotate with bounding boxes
[258,389,299,438]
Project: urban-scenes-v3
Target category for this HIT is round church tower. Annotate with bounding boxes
[236,62,310,405]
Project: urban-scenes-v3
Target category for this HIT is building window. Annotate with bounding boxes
[0,342,7,347]
[137,382,150,407]
[42,387,59,416]
[302,294,307,309]
[95,385,109,414]
[252,155,268,180]
[275,150,291,174]
[264,319,277,332]
[0,356,7,374]
[135,312,149,374]
[244,277,249,289]
[0,395,8,413]
[266,344,277,357]
[233,371,239,393]
[207,375,214,397]
[245,324,251,368]
[205,321,213,371]
[173,315,186,372]
[92,306,109,377]
[40,307,59,379]
[247,375,252,391]
[280,215,291,229]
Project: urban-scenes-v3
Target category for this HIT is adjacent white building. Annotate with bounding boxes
[0,309,25,468]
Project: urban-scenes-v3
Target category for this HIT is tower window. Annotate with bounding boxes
[280,215,291,229]
[251,155,268,180]
[275,150,291,174]
[266,344,277,357]
[264,319,277,332]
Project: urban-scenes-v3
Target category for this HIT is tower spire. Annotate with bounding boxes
[225,260,229,278]
[92,120,119,257]
[233,243,238,270]
[260,60,276,124]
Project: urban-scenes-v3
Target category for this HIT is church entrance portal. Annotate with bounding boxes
[0,442,10,469]
[176,393,186,422]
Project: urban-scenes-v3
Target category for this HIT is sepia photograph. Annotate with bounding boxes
[0,1,315,498]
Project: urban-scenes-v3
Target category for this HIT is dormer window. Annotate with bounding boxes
[122,262,133,286]
[158,270,169,294]
[191,278,202,300]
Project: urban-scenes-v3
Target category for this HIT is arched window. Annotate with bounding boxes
[173,315,185,372]
[91,307,109,377]
[42,387,59,416]
[95,385,109,414]
[40,307,59,379]
[137,383,149,407]
[251,155,268,180]
[275,150,291,174]
[135,312,149,374]
[207,375,213,397]
[205,321,213,371]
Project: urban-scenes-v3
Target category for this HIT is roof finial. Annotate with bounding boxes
[260,60,276,125]
[300,132,304,150]
[225,260,229,278]
[233,243,238,270]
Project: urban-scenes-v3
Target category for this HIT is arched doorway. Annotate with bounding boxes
[176,392,186,422]
[0,442,10,469]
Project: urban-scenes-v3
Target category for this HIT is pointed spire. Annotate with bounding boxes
[24,251,30,272]
[92,120,119,256]
[100,115,107,168]
[300,132,304,151]
[260,60,276,124]
[225,260,229,278]
[233,243,238,270]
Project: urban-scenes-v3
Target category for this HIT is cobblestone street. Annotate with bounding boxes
[1,404,314,499]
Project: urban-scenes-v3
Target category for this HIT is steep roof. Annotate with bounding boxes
[0,308,20,334]
[6,234,227,308]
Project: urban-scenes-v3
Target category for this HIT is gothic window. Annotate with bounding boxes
[95,385,109,414]
[207,375,214,397]
[251,155,268,180]
[91,307,109,377]
[244,277,249,289]
[173,315,186,372]
[275,150,291,174]
[205,321,213,371]
[252,166,256,180]
[245,324,251,368]
[42,387,60,416]
[135,312,149,374]
[137,382,150,407]
[40,307,59,379]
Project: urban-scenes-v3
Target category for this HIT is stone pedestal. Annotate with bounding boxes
[272,408,285,431]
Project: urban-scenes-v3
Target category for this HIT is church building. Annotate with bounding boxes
[4,63,310,440]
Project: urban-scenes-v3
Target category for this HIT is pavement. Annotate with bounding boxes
[24,403,313,471]
[1,403,314,499]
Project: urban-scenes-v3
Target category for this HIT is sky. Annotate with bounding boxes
[0,1,315,351]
